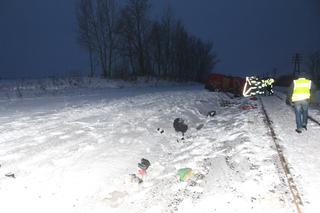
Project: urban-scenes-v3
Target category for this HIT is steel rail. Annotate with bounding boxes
[259,97,303,213]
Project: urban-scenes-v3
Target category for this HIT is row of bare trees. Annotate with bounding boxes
[76,0,218,82]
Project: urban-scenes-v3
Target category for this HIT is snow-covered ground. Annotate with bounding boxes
[0,80,319,213]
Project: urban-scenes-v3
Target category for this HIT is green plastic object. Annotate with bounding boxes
[177,168,193,181]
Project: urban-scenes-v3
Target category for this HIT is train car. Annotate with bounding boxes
[231,77,246,95]
[205,73,230,92]
[205,73,245,95]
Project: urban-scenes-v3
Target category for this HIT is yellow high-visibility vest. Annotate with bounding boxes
[292,78,311,102]
[267,78,274,85]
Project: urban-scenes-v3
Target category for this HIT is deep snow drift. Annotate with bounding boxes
[0,80,319,213]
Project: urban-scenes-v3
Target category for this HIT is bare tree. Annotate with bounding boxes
[150,21,163,77]
[118,0,152,77]
[171,21,218,82]
[194,40,218,82]
[173,21,189,81]
[149,6,175,79]
[76,0,96,77]
[161,6,175,79]
[96,0,119,77]
[76,0,119,78]
[76,0,218,82]
[149,15,218,82]
[117,8,137,76]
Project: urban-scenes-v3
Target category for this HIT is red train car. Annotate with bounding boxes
[205,73,245,95]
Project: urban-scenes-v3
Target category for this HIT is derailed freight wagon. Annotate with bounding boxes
[205,73,245,95]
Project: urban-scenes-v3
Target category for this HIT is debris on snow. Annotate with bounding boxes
[2,82,318,213]
[240,104,257,110]
[5,172,15,178]
[157,128,164,134]
[138,158,151,171]
[177,168,194,182]
[207,110,216,117]
[126,174,143,184]
[137,158,151,179]
[173,118,188,135]
[196,124,204,130]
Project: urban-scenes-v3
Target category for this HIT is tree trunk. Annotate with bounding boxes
[89,48,95,77]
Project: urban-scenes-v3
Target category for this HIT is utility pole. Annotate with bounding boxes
[272,67,277,78]
[292,53,302,77]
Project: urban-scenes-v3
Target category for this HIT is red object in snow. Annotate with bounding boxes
[205,73,245,95]
[240,105,257,110]
[138,168,147,177]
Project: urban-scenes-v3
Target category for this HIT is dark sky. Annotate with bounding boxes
[1,0,319,78]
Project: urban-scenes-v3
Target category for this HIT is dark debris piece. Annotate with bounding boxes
[196,124,204,130]
[5,173,15,178]
[157,128,164,134]
[138,158,151,170]
[173,118,188,134]
[207,110,216,117]
[129,174,143,184]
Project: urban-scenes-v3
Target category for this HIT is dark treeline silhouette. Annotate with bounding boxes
[76,0,218,82]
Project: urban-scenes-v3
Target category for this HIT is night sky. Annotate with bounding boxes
[1,0,319,79]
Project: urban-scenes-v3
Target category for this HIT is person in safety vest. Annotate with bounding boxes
[287,71,315,133]
[261,78,274,96]
[265,78,274,95]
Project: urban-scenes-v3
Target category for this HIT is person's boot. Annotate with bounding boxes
[302,125,307,130]
[295,128,302,133]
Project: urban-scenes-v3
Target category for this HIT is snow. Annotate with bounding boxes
[0,79,319,213]
[261,94,320,213]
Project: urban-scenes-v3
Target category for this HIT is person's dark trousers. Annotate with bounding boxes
[267,86,273,95]
[294,100,309,130]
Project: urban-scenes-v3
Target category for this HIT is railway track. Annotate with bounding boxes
[220,92,320,212]
[259,96,303,213]
[261,93,320,213]
[220,92,305,212]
